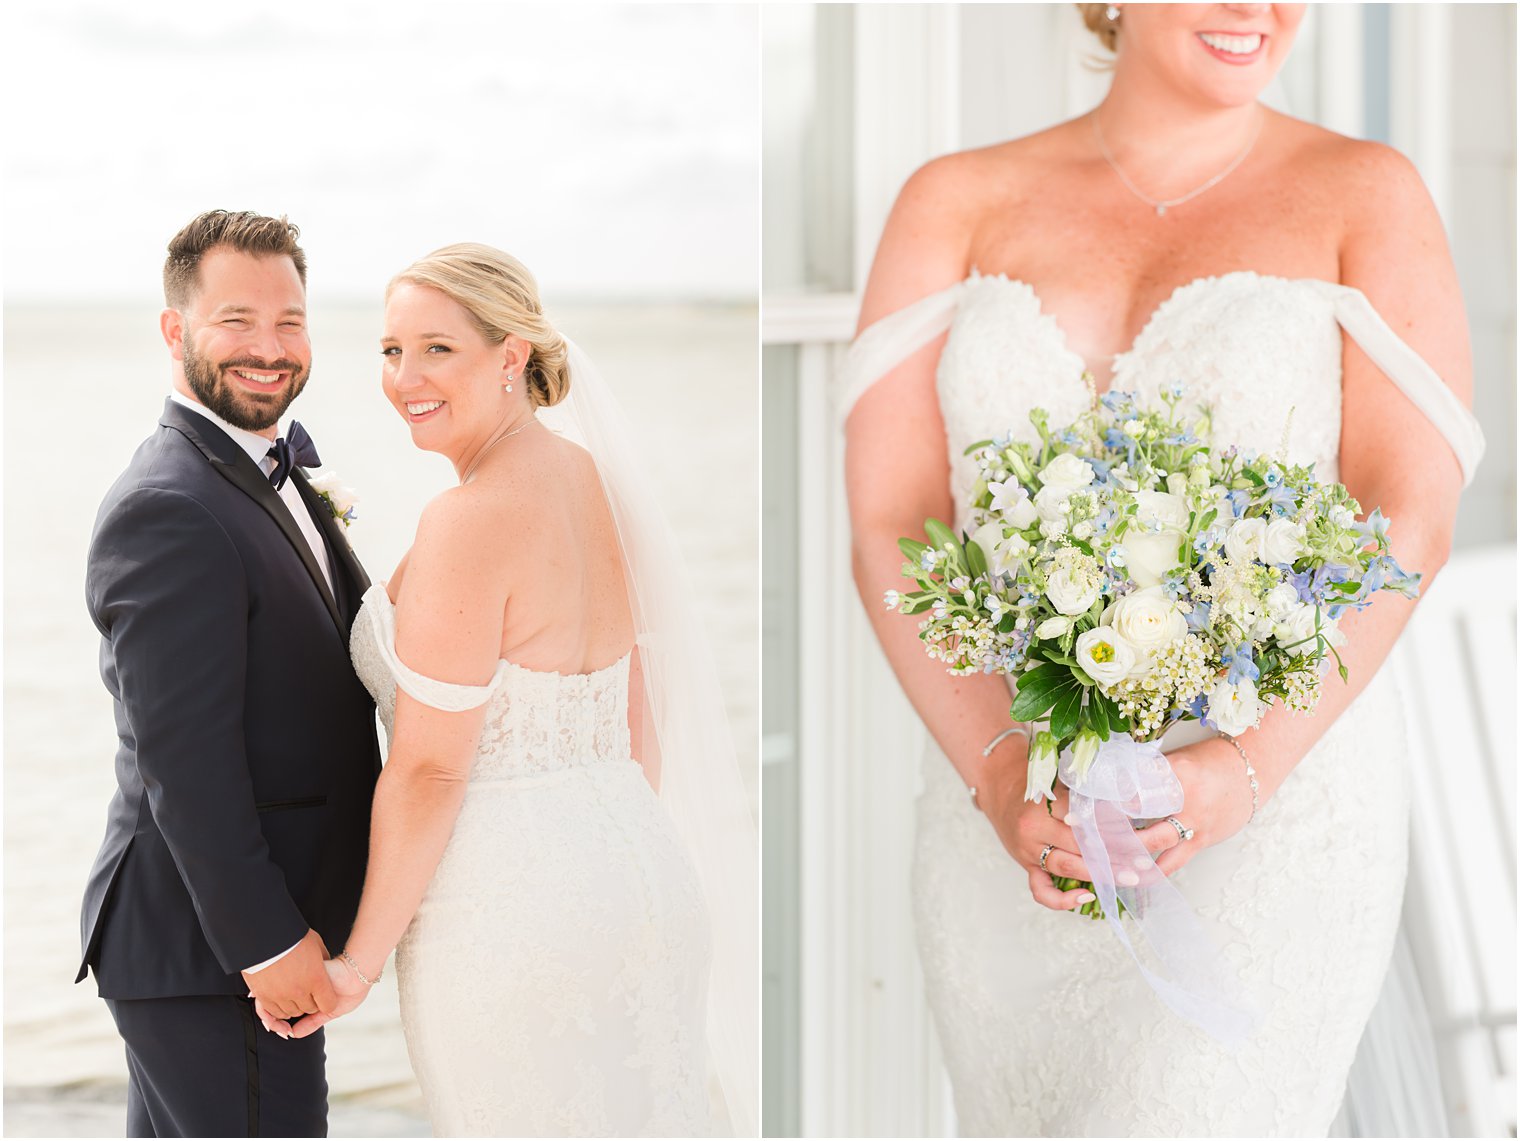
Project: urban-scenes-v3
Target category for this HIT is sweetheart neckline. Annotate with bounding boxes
[960,268,1336,389]
[363,583,633,684]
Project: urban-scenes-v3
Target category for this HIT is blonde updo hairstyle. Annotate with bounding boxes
[1076,3,1120,54]
[387,242,571,408]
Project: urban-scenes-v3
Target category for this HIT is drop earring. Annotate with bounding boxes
[503,372,514,394]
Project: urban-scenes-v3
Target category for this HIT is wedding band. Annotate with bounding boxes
[1039,843,1055,871]
[1165,816,1194,843]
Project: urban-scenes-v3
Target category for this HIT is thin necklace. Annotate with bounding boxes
[1092,106,1264,217]
[459,417,539,484]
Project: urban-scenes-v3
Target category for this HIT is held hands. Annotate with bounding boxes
[978,737,1252,909]
[255,956,370,1039]
[241,928,336,1020]
[1135,737,1256,876]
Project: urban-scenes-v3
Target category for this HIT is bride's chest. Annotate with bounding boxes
[935,272,1346,511]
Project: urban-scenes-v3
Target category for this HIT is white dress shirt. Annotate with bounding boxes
[168,391,329,972]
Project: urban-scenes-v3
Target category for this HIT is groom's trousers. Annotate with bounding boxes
[106,995,327,1138]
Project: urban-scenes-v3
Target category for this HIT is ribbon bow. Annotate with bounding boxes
[1060,733,1258,1045]
[266,421,321,490]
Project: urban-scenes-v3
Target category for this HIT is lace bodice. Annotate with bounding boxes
[350,583,634,780]
[938,271,1347,523]
[841,269,1484,503]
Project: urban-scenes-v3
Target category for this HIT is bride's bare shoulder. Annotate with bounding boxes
[893,120,1082,217]
[866,123,1083,315]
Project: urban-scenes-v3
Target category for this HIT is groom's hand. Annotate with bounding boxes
[241,928,338,1019]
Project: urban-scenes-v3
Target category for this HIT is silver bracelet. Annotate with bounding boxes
[1223,736,1259,823]
[339,948,381,986]
[969,724,1032,810]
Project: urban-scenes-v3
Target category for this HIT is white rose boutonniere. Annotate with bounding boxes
[307,470,360,529]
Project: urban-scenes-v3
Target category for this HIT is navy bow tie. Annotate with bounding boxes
[266,421,321,490]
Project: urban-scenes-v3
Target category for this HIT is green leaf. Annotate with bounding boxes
[965,539,989,579]
[1087,690,1112,741]
[963,439,995,456]
[1071,666,1096,688]
[1050,684,1084,738]
[923,518,959,552]
[898,537,928,562]
[1009,663,1080,721]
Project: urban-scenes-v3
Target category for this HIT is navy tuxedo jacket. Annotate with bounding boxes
[78,399,381,999]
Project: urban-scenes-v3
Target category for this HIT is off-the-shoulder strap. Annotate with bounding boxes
[837,279,966,425]
[362,584,509,712]
[1317,281,1486,487]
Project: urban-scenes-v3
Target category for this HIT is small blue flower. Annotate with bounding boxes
[1226,489,1252,518]
[1185,601,1211,633]
[1221,643,1259,685]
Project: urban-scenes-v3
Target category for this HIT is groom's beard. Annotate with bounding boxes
[183,332,310,433]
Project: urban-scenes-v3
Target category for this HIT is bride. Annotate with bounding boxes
[257,244,757,1137]
[844,4,1483,1136]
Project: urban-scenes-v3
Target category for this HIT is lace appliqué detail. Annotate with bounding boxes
[351,586,712,1136]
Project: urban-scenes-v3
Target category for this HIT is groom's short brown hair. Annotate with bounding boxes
[163,210,307,308]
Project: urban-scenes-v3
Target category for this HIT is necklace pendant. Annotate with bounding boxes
[1156,204,1167,217]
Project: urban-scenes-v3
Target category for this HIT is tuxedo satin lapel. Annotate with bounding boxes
[159,401,345,634]
[291,470,371,628]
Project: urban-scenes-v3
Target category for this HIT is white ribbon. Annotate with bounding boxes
[1060,733,1258,1045]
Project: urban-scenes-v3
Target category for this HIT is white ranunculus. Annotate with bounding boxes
[1038,453,1097,496]
[1034,615,1073,639]
[1273,602,1320,655]
[1103,586,1187,674]
[1224,516,1267,564]
[1075,626,1138,688]
[1207,677,1263,736]
[1033,482,1073,523]
[1265,583,1302,622]
[1046,564,1101,617]
[1261,518,1307,566]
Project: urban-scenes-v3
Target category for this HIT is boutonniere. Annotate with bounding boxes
[307,470,359,529]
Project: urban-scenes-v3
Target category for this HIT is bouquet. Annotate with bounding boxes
[889,383,1418,918]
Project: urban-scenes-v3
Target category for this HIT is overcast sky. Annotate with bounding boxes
[2,2,758,303]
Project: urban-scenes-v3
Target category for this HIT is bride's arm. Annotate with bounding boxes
[325,487,505,987]
[1155,142,1472,869]
[846,156,1100,910]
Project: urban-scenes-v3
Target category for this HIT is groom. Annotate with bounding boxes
[77,210,381,1137]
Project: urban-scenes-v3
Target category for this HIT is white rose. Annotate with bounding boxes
[1103,586,1187,674]
[1075,626,1138,688]
[1124,528,1185,588]
[1046,565,1100,617]
[1038,453,1097,495]
[1135,490,1190,530]
[1207,677,1263,736]
[1261,518,1306,566]
[1224,516,1267,564]
[1124,491,1189,587]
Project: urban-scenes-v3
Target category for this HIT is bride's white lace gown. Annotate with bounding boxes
[847,270,1483,1137]
[351,584,712,1137]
